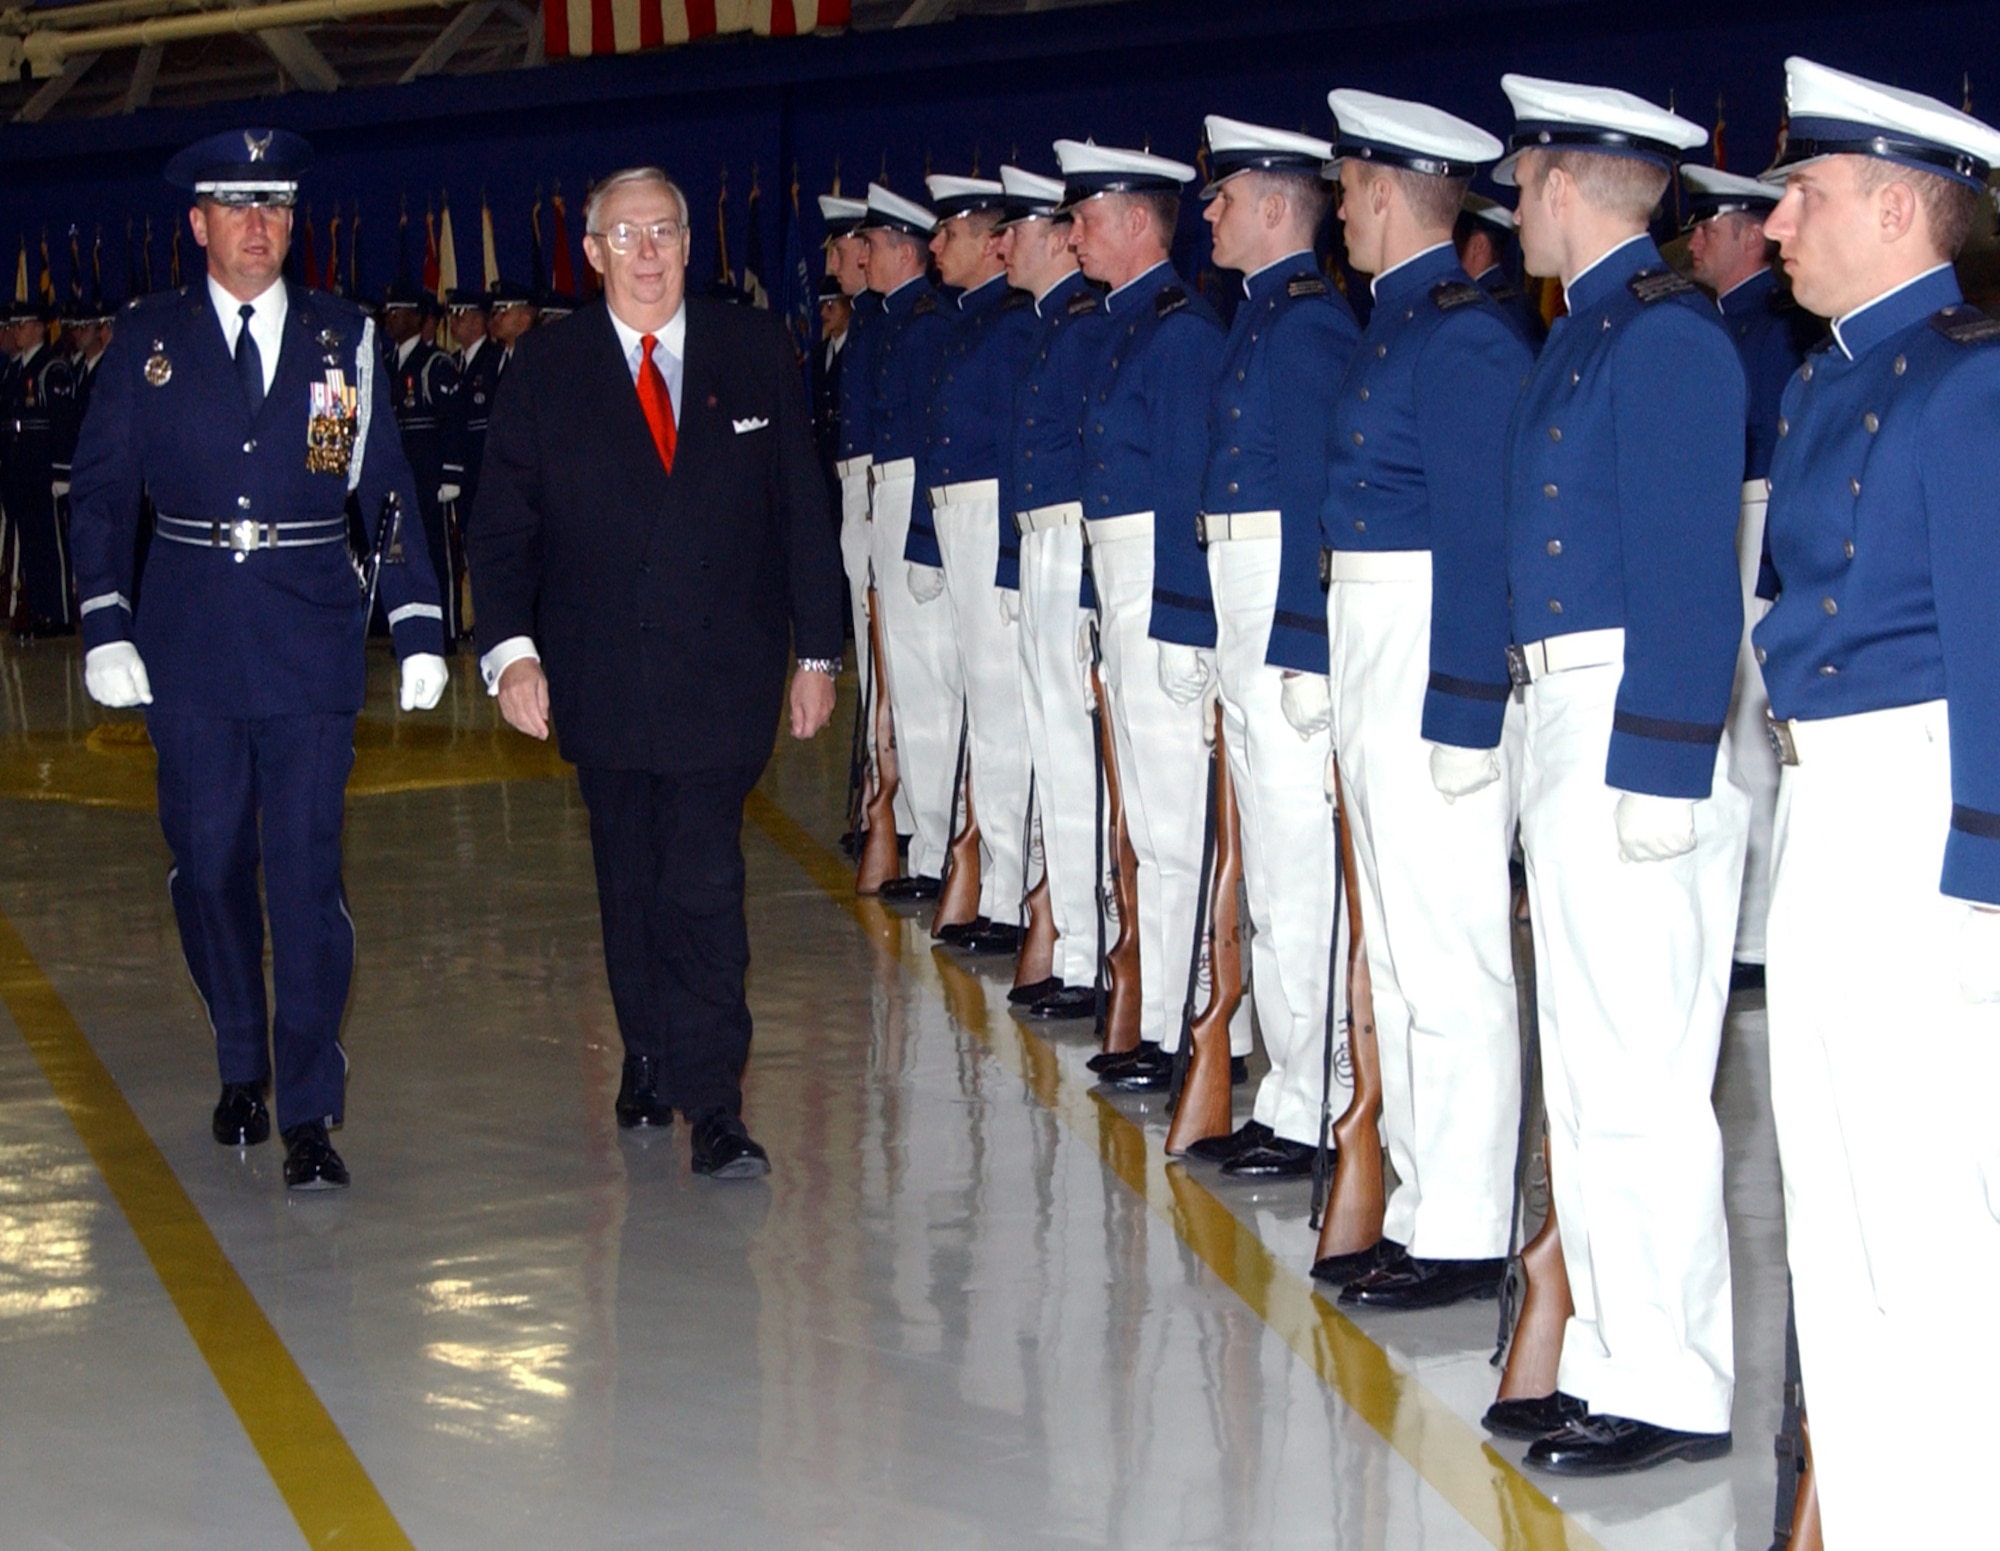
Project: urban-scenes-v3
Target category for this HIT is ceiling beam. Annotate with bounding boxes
[894,0,954,23]
[13,50,100,123]
[399,0,496,79]
[517,0,545,66]
[255,22,343,89]
[122,42,165,112]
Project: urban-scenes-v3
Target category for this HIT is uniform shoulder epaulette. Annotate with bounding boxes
[911,290,939,317]
[1628,269,1696,304]
[1931,304,2000,345]
[1431,280,1486,312]
[1488,281,1522,303]
[1003,287,1033,312]
[1155,285,1189,319]
[1067,289,1102,317]
[1286,272,1329,299]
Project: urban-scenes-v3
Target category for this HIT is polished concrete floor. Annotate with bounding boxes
[0,636,1789,1550]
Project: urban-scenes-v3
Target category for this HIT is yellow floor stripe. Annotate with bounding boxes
[0,908,415,1551]
[744,789,1606,1551]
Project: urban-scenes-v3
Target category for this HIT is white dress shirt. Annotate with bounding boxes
[207,274,287,395]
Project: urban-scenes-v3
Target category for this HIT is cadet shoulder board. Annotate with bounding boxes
[1067,290,1101,317]
[1287,273,1329,299]
[1628,269,1696,304]
[912,291,939,317]
[1004,288,1034,312]
[1431,280,1486,311]
[1931,304,2000,345]
[1155,286,1189,319]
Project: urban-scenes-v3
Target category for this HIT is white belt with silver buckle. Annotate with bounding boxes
[1084,510,1154,544]
[1324,548,1430,582]
[1196,510,1281,544]
[1015,501,1083,536]
[1505,626,1625,688]
[868,457,916,491]
[154,514,348,553]
[928,478,999,511]
[836,454,873,481]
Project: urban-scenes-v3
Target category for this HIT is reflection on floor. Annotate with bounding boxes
[0,636,1786,1549]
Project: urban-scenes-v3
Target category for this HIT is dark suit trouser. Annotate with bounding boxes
[7,476,71,628]
[576,762,763,1120]
[149,710,356,1133]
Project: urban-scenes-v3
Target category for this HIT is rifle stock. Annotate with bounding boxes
[1015,874,1056,989]
[1092,658,1143,1057]
[1167,708,1243,1154]
[1495,1138,1573,1401]
[855,584,902,896]
[1313,767,1385,1268]
[1786,1415,1823,1551]
[933,764,982,933]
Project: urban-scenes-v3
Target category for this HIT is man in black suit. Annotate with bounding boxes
[468,166,843,1179]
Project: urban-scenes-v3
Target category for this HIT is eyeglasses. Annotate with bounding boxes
[591,220,684,254]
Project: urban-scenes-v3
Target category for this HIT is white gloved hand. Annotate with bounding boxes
[1200,678,1221,747]
[908,563,945,604]
[998,588,1020,626]
[438,483,461,505]
[1430,742,1502,803]
[399,653,449,712]
[1278,671,1331,739]
[1156,642,1213,706]
[84,642,152,708]
[1958,906,2000,1005]
[1614,791,1697,863]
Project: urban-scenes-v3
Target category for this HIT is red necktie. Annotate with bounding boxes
[637,333,677,475]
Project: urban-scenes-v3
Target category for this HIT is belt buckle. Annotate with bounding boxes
[1318,546,1332,589]
[1505,644,1532,690]
[228,518,261,554]
[1765,715,1800,766]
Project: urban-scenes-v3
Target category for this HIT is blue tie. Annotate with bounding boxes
[235,302,265,417]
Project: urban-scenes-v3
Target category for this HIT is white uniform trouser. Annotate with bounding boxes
[1329,556,1521,1258]
[1766,701,2000,1549]
[1018,511,1099,988]
[1726,479,1779,965]
[933,482,1030,920]
[1517,650,1746,1433]
[842,458,917,841]
[1210,535,1344,1142]
[1089,517,1248,1057]
[870,463,962,880]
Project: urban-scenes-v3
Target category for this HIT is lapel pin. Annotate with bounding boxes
[144,341,172,386]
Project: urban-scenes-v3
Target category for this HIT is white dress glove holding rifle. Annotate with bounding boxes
[1614,791,1697,863]
[1278,671,1330,739]
[1430,743,1501,803]
[1156,642,1213,706]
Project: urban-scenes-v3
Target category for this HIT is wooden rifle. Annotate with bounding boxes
[1089,648,1142,1057]
[855,581,902,895]
[932,710,982,934]
[1013,790,1056,990]
[1167,699,1243,1153]
[1312,763,1384,1273]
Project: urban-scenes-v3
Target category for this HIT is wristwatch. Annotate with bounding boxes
[796,657,840,677]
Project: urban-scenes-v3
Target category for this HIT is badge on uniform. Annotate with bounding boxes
[306,370,358,475]
[144,341,172,387]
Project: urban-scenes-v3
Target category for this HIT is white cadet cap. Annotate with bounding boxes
[858,182,936,238]
[1326,89,1504,179]
[996,165,1067,229]
[1463,192,1517,230]
[1200,116,1334,197]
[818,194,867,241]
[1773,56,2000,188]
[1493,74,1707,186]
[1679,164,1781,229]
[1052,139,1198,210]
[925,175,1007,221]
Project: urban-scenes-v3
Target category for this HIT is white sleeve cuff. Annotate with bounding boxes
[479,636,540,696]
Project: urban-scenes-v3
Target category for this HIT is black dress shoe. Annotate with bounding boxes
[1220,1135,1317,1178]
[689,1112,771,1180]
[1524,1414,1732,1476]
[936,916,992,947]
[281,1122,349,1192]
[1184,1119,1272,1164]
[1230,1056,1249,1086]
[1729,959,1766,994]
[614,1055,674,1130]
[1339,1254,1507,1310]
[1085,1039,1141,1071]
[1096,1043,1175,1093]
[212,1081,271,1147]
[1008,976,1065,1006]
[878,874,942,902]
[1029,987,1099,1020]
[960,922,1024,956]
[1482,1389,1589,1441]
[1310,1237,1402,1289]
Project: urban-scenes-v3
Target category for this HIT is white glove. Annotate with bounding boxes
[998,588,1020,626]
[399,653,449,711]
[1614,791,1697,863]
[1958,906,2000,1005]
[50,480,70,500]
[1278,672,1330,739]
[1430,742,1501,803]
[1200,678,1221,746]
[84,642,152,708]
[908,563,945,604]
[1156,642,1213,706]
[438,483,461,505]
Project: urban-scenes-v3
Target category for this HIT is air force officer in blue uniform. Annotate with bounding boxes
[70,130,448,1192]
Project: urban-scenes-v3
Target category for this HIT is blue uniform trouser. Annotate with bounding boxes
[148,711,356,1134]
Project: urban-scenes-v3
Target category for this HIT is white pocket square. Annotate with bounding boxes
[732,416,770,434]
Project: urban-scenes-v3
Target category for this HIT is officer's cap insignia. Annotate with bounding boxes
[1628,269,1695,304]
[1931,305,2000,345]
[244,130,273,162]
[1155,285,1189,318]
[1431,280,1485,311]
[912,291,939,317]
[1067,290,1101,317]
[143,344,172,386]
[1287,273,1329,299]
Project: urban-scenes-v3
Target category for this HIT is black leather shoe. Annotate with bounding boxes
[1096,1043,1175,1093]
[1008,976,1064,1006]
[1482,1389,1588,1441]
[1311,1237,1402,1289]
[1220,1135,1317,1178]
[281,1121,349,1192]
[614,1055,674,1130]
[1524,1414,1732,1476]
[1184,1119,1272,1164]
[1729,959,1766,994]
[1230,1056,1249,1087]
[212,1081,270,1147]
[936,916,992,947]
[960,922,1024,956]
[1030,987,1099,1020]
[690,1112,771,1180]
[878,874,942,902]
[1085,1038,1141,1071]
[1340,1255,1507,1310]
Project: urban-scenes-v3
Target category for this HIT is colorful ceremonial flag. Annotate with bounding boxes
[480,193,500,289]
[38,231,54,306]
[301,206,320,289]
[438,194,460,296]
[550,184,577,295]
[1713,91,1727,172]
[327,206,344,294]
[66,227,82,303]
[542,0,849,61]
[423,202,440,296]
[743,169,769,308]
[13,237,26,305]
[348,205,364,303]
[782,166,814,364]
[169,224,183,288]
[715,174,733,289]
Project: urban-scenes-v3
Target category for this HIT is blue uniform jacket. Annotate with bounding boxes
[999,270,1108,596]
[907,272,1036,566]
[68,283,441,719]
[1718,267,1823,483]
[1081,261,1225,648]
[1204,250,1356,675]
[1475,263,1548,352]
[868,275,952,467]
[390,336,465,494]
[1753,265,2000,903]
[1504,236,1746,798]
[836,289,881,464]
[1327,244,1531,746]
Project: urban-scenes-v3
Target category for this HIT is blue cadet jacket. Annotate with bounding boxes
[906,273,1037,567]
[1717,267,1824,483]
[868,274,952,467]
[836,288,882,464]
[1504,235,1746,798]
[1327,243,1532,746]
[1203,249,1356,675]
[999,270,1107,594]
[68,283,442,718]
[389,335,465,496]
[1754,265,2000,904]
[1474,262,1548,352]
[1081,260,1225,647]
